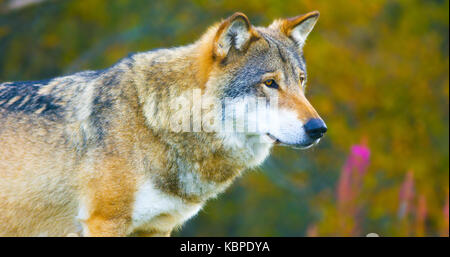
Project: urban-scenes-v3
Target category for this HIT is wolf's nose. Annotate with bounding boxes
[304,119,327,139]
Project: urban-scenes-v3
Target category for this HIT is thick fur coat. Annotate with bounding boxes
[0,11,325,236]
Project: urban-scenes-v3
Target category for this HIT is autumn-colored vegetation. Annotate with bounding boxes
[0,0,448,236]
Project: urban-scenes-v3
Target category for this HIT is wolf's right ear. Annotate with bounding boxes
[280,11,319,48]
[213,12,255,58]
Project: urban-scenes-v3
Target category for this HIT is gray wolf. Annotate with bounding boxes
[0,11,326,236]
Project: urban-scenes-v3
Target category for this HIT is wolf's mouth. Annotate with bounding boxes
[265,133,318,149]
[266,133,281,144]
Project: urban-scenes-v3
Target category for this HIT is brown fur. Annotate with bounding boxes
[0,11,322,236]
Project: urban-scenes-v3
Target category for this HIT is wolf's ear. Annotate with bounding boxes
[281,11,319,48]
[213,12,254,58]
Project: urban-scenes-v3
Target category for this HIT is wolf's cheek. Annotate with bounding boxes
[264,109,315,147]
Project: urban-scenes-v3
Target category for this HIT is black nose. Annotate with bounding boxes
[304,119,327,139]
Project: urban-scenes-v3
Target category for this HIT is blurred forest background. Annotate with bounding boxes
[0,0,448,236]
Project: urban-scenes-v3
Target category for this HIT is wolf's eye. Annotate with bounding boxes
[264,79,278,89]
[300,75,306,85]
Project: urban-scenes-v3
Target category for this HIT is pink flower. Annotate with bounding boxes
[337,163,352,204]
[415,195,427,236]
[443,192,449,236]
[343,145,371,176]
[338,143,371,204]
[444,193,449,221]
[306,224,318,237]
[336,142,371,236]
[398,171,415,219]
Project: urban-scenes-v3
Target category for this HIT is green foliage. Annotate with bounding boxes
[0,0,448,236]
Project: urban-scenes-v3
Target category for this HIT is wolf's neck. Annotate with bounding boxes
[144,131,272,202]
[127,46,272,201]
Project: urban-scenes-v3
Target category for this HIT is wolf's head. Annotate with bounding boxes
[200,11,326,149]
